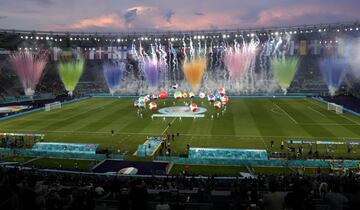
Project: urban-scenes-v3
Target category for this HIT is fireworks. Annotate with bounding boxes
[103,62,125,95]
[57,58,85,96]
[9,51,48,98]
[271,57,299,94]
[224,41,257,79]
[182,57,207,92]
[320,57,348,96]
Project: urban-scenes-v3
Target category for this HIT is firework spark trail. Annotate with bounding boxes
[183,57,206,92]
[319,57,348,96]
[258,36,272,90]
[259,41,267,79]
[139,45,167,88]
[202,40,213,90]
[282,32,291,57]
[209,39,214,70]
[169,43,175,82]
[189,38,195,61]
[223,37,258,91]
[9,51,48,98]
[273,37,283,56]
[170,43,179,82]
[182,38,207,92]
[247,37,259,93]
[142,48,160,87]
[158,44,168,88]
[132,42,139,58]
[103,62,125,95]
[204,40,207,57]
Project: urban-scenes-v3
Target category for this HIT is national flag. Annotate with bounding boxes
[294,42,300,55]
[89,48,95,60]
[96,47,105,60]
[72,47,82,60]
[112,47,118,59]
[61,48,73,60]
[107,47,112,59]
[310,40,321,55]
[299,40,307,55]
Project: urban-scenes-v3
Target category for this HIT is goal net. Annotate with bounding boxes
[327,102,343,114]
[45,101,61,111]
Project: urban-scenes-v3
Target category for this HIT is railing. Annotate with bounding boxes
[156,156,359,168]
[0,148,105,160]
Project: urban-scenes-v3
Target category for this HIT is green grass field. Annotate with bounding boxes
[1,97,360,159]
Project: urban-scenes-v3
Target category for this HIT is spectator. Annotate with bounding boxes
[262,181,287,210]
[129,180,148,210]
[156,196,171,210]
[325,182,348,210]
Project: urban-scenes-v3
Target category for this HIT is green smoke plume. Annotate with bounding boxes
[58,59,85,96]
[271,57,299,94]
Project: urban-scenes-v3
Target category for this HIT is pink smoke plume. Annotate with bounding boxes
[9,51,48,97]
[223,43,256,79]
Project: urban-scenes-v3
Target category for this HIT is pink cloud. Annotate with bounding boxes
[47,3,358,32]
[48,14,125,31]
[254,4,351,26]
[164,14,239,30]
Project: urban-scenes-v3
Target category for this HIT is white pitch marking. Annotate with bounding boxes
[3,129,360,140]
[307,98,360,126]
[307,106,326,117]
[161,117,177,135]
[299,123,357,126]
[272,102,298,124]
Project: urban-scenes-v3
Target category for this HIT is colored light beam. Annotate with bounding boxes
[140,45,166,88]
[320,57,348,96]
[103,62,125,95]
[9,51,48,98]
[271,57,299,94]
[182,56,207,92]
[224,41,257,79]
[57,58,85,96]
[142,56,161,87]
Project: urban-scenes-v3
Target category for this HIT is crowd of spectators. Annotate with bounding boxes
[1,166,360,210]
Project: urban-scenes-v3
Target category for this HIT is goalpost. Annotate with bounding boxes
[45,101,61,111]
[327,102,343,114]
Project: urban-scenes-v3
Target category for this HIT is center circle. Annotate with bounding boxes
[158,106,207,115]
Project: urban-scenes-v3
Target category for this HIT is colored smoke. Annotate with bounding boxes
[271,57,299,94]
[103,62,125,95]
[9,51,48,98]
[320,57,348,96]
[182,56,207,92]
[57,58,85,96]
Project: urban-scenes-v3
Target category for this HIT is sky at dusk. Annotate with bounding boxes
[0,0,359,32]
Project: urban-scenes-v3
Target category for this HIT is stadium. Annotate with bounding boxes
[1,1,360,209]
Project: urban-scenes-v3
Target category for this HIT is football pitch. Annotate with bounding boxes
[2,97,360,158]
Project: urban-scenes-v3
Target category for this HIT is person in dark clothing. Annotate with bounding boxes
[129,180,148,210]
[285,180,313,210]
